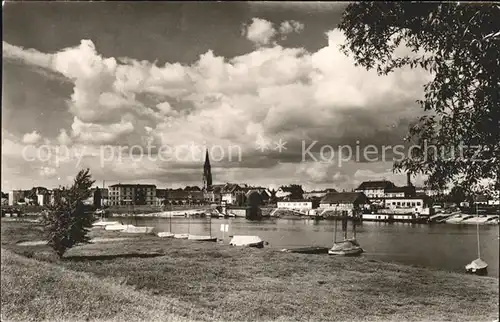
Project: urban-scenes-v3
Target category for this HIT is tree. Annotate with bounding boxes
[338,3,500,196]
[93,188,102,208]
[449,185,467,205]
[135,187,146,205]
[42,169,95,258]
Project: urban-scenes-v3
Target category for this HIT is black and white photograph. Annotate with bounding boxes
[1,1,499,321]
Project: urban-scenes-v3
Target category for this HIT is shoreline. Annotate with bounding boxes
[2,220,498,321]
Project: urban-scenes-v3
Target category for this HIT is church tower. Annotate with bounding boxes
[202,149,212,191]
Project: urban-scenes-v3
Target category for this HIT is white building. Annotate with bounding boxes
[8,190,24,206]
[37,193,50,206]
[319,192,370,217]
[355,180,396,200]
[383,197,429,215]
[277,200,315,211]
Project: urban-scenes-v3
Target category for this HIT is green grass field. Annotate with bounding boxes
[1,220,498,321]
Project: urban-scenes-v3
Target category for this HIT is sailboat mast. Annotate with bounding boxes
[476,198,481,259]
[334,217,337,243]
[169,210,172,232]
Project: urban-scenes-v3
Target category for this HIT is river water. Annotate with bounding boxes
[116,216,499,277]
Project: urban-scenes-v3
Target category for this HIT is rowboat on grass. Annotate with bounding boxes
[281,247,329,254]
[229,235,265,248]
[157,232,175,238]
[188,235,218,242]
[92,220,121,227]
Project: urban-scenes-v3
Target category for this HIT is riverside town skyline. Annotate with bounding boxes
[2,2,499,321]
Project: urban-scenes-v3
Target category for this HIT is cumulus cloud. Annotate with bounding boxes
[243,18,306,46]
[243,18,277,46]
[22,131,42,144]
[57,129,72,145]
[279,20,304,37]
[2,26,432,190]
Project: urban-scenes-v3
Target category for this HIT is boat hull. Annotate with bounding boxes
[465,258,488,276]
[328,239,364,256]
[229,235,265,248]
[157,232,175,238]
[282,247,329,254]
[328,248,364,256]
[188,235,217,242]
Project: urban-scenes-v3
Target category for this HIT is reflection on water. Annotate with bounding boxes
[116,216,499,277]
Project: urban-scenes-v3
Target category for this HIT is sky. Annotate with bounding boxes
[2,1,433,192]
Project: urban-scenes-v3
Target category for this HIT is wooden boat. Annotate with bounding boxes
[281,247,329,254]
[188,235,217,242]
[328,239,364,256]
[157,232,175,238]
[329,215,364,256]
[92,220,120,227]
[123,225,154,234]
[229,235,265,248]
[105,224,130,231]
[173,233,189,239]
[465,258,488,275]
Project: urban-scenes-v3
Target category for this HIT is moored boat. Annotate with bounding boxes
[328,239,364,256]
[157,232,175,238]
[281,246,329,254]
[105,224,130,231]
[465,258,488,275]
[465,198,489,276]
[123,226,154,234]
[229,235,265,248]
[188,235,217,242]
[92,220,120,227]
[445,214,473,224]
[174,233,189,239]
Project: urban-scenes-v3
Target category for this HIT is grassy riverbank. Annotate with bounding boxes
[2,220,498,321]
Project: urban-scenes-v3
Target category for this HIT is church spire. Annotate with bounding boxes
[203,149,212,190]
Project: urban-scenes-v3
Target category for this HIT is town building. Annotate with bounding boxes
[37,193,50,206]
[155,188,168,206]
[220,183,242,205]
[355,180,396,201]
[8,190,24,206]
[319,192,370,217]
[303,189,337,200]
[50,189,63,205]
[382,196,430,215]
[203,187,222,204]
[384,186,416,198]
[276,185,304,200]
[277,199,318,211]
[108,184,156,206]
[415,186,441,196]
